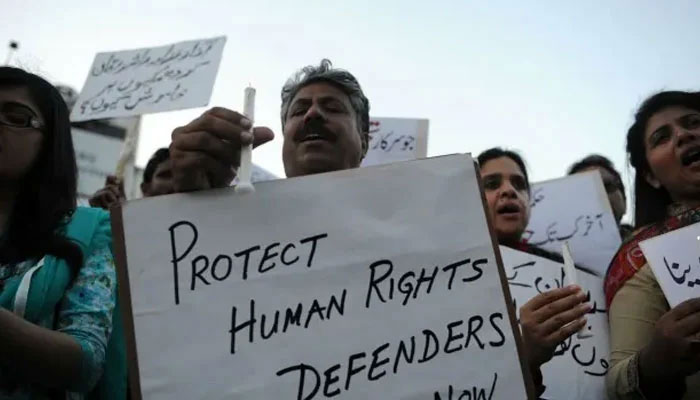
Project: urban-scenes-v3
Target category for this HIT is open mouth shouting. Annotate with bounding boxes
[680,144,700,168]
[496,202,522,220]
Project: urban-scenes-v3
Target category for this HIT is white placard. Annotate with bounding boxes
[72,126,124,199]
[71,36,226,121]
[524,170,622,275]
[501,246,609,400]
[360,117,429,167]
[117,155,529,400]
[640,222,700,308]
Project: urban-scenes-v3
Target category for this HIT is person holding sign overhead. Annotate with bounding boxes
[0,67,124,399]
[89,147,174,209]
[477,147,592,396]
[606,91,700,399]
[169,59,368,190]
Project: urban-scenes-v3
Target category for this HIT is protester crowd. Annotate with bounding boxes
[0,59,698,399]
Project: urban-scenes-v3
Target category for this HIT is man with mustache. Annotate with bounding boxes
[169,59,369,190]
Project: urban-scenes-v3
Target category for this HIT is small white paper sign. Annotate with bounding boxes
[116,155,529,400]
[640,222,700,308]
[524,170,622,275]
[72,126,124,199]
[71,36,226,121]
[361,117,429,167]
[501,246,609,400]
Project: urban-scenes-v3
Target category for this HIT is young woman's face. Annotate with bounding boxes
[480,156,531,244]
[0,86,44,185]
[644,106,700,204]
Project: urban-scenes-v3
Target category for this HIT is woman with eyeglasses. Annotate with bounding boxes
[477,148,591,397]
[0,67,124,399]
[606,91,700,400]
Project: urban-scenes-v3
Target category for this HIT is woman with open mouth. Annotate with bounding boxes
[606,91,700,400]
[477,148,592,397]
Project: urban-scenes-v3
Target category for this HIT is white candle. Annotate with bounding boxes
[236,87,256,193]
[562,242,593,339]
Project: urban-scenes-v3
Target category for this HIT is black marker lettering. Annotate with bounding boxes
[393,336,416,374]
[465,315,485,349]
[229,300,256,354]
[260,310,279,340]
[169,220,198,305]
[366,260,393,308]
[398,271,416,305]
[463,258,486,283]
[444,320,465,354]
[304,299,327,329]
[276,363,320,400]
[284,303,304,332]
[418,329,439,363]
[190,255,210,290]
[300,233,329,267]
[234,245,261,280]
[326,289,347,319]
[281,243,299,266]
[572,344,595,367]
[323,364,342,397]
[211,255,232,281]
[368,343,390,381]
[489,313,506,347]
[442,258,469,290]
[414,266,439,298]
[345,352,366,391]
[258,242,280,273]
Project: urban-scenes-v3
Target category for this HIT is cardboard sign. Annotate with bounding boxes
[113,155,533,399]
[71,36,226,121]
[500,246,609,400]
[72,125,124,199]
[524,170,622,275]
[360,117,429,167]
[640,222,700,307]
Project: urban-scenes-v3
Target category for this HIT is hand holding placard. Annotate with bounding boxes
[636,298,700,385]
[640,222,700,307]
[502,246,608,400]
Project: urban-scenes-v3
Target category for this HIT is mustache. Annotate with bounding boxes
[294,118,337,142]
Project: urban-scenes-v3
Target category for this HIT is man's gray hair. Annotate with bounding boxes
[280,59,370,135]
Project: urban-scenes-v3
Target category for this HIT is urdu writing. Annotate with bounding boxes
[71,36,226,121]
[501,246,609,400]
[525,170,622,275]
[640,221,700,307]
[360,117,429,167]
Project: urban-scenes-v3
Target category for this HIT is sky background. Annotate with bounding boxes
[3,1,699,219]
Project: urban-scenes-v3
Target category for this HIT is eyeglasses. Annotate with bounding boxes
[0,105,44,130]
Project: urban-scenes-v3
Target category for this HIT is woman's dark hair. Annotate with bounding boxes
[0,67,82,271]
[568,154,626,200]
[477,147,530,191]
[143,148,170,184]
[627,91,700,228]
